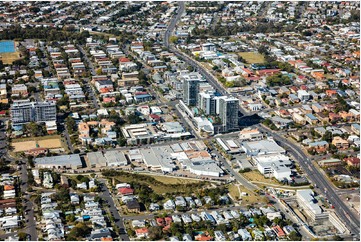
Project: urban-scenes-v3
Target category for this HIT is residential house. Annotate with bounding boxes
[325,90,338,98]
[344,157,360,167]
[318,158,342,167]
[305,113,319,125]
[308,141,329,153]
[195,232,213,241]
[135,228,148,238]
[332,136,349,149]
[126,199,140,213]
[238,229,252,241]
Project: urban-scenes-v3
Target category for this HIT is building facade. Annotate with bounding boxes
[218,96,239,132]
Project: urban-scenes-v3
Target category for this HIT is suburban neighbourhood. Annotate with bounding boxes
[0,1,359,241]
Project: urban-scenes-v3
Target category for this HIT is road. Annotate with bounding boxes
[164,2,227,96]
[63,124,74,153]
[20,162,38,241]
[0,119,37,240]
[166,3,360,238]
[257,124,360,238]
[77,45,100,109]
[211,144,258,191]
[98,179,129,241]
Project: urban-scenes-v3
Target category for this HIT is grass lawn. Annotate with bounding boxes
[228,184,240,200]
[145,174,203,185]
[228,184,268,205]
[324,73,336,80]
[242,171,281,186]
[90,31,117,38]
[238,52,265,64]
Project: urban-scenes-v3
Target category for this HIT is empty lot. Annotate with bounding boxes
[238,52,265,64]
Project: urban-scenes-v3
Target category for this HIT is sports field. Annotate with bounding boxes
[0,52,22,64]
[0,41,22,64]
[12,136,63,152]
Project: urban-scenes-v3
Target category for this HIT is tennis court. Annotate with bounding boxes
[0,41,15,53]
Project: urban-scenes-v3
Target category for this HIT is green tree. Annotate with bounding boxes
[18,232,27,241]
[169,36,178,44]
[148,226,163,240]
[65,117,76,134]
[322,131,333,143]
[66,214,76,223]
[67,222,91,240]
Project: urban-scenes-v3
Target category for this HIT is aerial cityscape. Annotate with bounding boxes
[0,1,359,241]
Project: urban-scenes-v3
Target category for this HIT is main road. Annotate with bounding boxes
[164,2,227,97]
[257,124,360,238]
[165,2,360,238]
[20,162,38,241]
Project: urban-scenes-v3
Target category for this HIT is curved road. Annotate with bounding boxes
[165,2,360,238]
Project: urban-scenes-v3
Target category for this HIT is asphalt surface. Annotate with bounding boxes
[211,145,258,191]
[63,124,74,153]
[165,3,360,238]
[77,45,100,109]
[20,163,38,241]
[98,179,129,241]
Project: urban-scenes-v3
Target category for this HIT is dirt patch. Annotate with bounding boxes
[242,171,281,186]
[12,141,37,152]
[147,174,201,185]
[0,52,22,64]
[12,136,63,152]
[38,139,62,148]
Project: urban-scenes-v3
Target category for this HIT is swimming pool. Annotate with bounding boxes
[0,41,15,53]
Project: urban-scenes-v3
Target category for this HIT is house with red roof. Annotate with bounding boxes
[149,114,161,122]
[279,109,291,118]
[135,228,148,238]
[119,57,131,63]
[195,233,213,241]
[272,225,286,237]
[326,90,338,98]
[344,157,360,167]
[103,97,116,103]
[329,113,341,122]
[256,69,280,77]
[289,86,299,94]
[165,216,172,225]
[156,218,165,227]
[300,85,308,90]
[118,187,134,196]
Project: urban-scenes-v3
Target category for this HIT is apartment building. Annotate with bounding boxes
[11,100,56,124]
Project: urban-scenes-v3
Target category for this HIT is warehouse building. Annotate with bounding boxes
[35,154,83,170]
